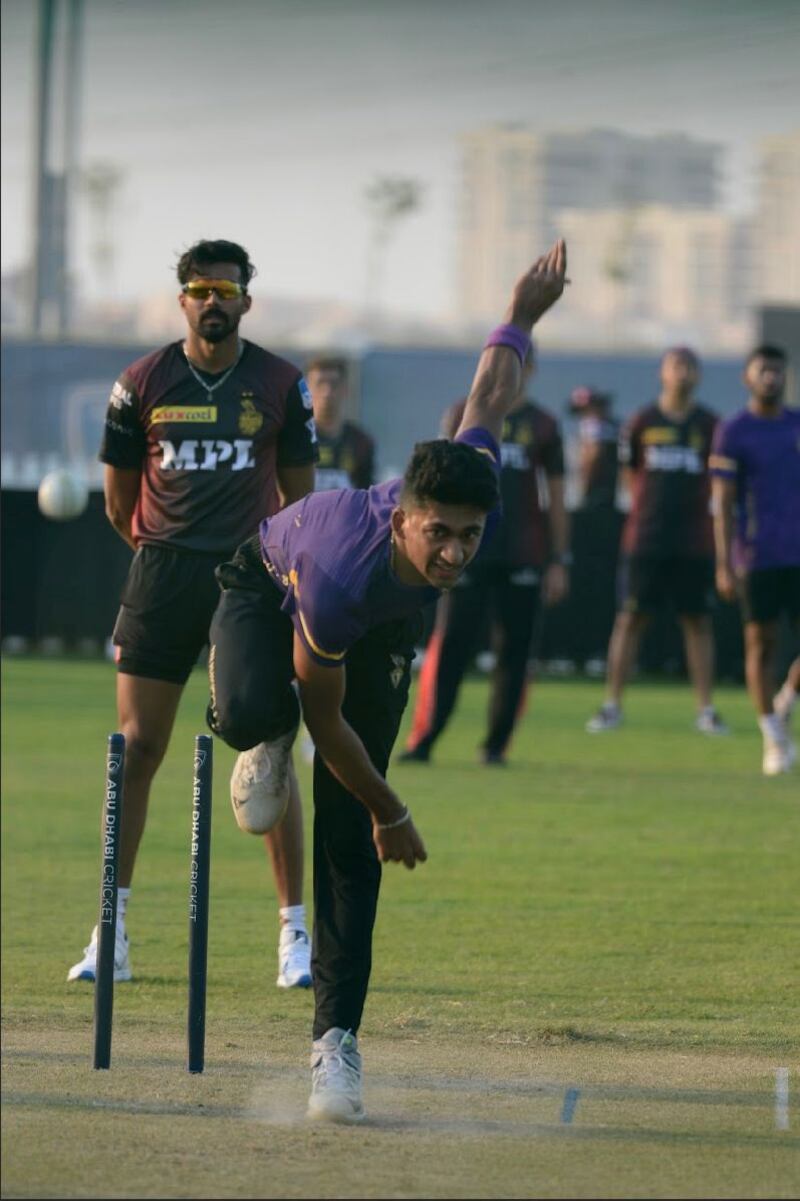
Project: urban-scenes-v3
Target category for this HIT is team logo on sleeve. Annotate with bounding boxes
[298,378,313,410]
[110,381,132,409]
[389,654,407,690]
[238,395,263,435]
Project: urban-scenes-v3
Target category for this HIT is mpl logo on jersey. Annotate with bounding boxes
[158,439,256,471]
[644,444,704,474]
[500,442,529,470]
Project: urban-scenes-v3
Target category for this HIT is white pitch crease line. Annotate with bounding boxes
[775,1068,789,1132]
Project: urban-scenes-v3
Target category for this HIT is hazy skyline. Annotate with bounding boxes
[2,0,799,320]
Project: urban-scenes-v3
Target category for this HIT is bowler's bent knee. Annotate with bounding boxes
[207,689,300,752]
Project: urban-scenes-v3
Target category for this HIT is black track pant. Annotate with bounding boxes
[207,539,417,1037]
[407,561,541,758]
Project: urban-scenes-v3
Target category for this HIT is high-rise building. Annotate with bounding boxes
[457,125,722,328]
[757,131,800,304]
[553,206,752,350]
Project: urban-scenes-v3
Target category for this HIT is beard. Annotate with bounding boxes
[196,309,237,343]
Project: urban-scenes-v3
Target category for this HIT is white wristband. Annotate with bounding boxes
[377,806,411,831]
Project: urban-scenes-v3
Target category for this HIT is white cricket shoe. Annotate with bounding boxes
[586,702,622,733]
[307,1028,365,1124]
[695,708,729,736]
[773,686,796,727]
[762,735,797,777]
[230,725,298,834]
[276,927,312,989]
[67,923,132,983]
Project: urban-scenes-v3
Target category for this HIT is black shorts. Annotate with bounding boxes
[112,543,229,684]
[619,555,714,617]
[739,566,800,625]
[207,534,421,752]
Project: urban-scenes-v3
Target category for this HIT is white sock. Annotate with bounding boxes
[758,714,785,743]
[279,904,307,934]
[775,681,797,713]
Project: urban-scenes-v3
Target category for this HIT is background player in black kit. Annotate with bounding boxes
[299,354,377,762]
[567,385,621,669]
[68,240,318,990]
[400,345,570,766]
[586,347,728,735]
[306,355,375,492]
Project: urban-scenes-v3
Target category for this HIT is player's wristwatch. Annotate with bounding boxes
[552,552,573,568]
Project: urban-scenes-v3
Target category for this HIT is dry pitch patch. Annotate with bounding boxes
[2,1022,796,1199]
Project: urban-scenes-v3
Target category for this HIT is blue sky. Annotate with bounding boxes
[2,0,799,318]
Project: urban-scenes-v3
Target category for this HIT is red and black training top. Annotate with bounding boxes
[99,340,318,553]
[442,398,564,568]
[619,402,718,559]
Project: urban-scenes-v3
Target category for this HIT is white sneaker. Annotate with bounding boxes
[773,686,796,727]
[586,703,622,733]
[762,736,797,776]
[230,724,298,834]
[67,923,132,983]
[307,1028,365,1123]
[695,708,729,736]
[276,927,312,989]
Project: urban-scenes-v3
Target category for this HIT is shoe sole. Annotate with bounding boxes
[763,763,793,776]
[66,968,133,983]
[306,1102,366,1124]
[276,974,312,989]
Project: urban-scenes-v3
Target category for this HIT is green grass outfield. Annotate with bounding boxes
[2,657,798,1199]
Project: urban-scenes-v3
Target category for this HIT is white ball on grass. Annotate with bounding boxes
[37,469,89,521]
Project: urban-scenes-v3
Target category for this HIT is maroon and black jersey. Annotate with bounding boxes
[577,413,619,508]
[620,402,718,558]
[99,341,317,553]
[442,398,564,568]
[314,421,375,491]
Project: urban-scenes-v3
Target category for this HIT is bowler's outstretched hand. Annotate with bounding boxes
[506,239,568,330]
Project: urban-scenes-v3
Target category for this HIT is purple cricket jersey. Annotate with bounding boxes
[710,407,800,570]
[258,427,500,666]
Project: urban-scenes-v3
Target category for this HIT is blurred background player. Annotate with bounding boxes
[299,353,377,761]
[711,344,800,775]
[400,344,570,766]
[307,355,375,491]
[569,385,619,512]
[67,239,318,989]
[586,347,728,735]
[566,385,621,670]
